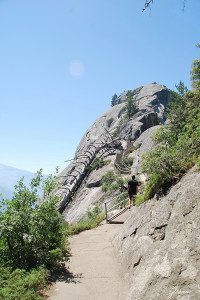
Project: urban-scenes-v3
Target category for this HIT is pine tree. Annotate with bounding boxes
[111,93,118,106]
[125,90,137,119]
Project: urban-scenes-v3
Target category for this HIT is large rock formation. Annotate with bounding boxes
[113,168,200,300]
[54,82,200,299]
[55,83,171,222]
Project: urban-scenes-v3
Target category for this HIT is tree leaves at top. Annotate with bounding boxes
[191,59,200,90]
[111,93,118,106]
[175,80,188,97]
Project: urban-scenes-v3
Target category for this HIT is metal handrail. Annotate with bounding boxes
[104,197,129,223]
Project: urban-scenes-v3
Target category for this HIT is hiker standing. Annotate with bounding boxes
[127,175,139,208]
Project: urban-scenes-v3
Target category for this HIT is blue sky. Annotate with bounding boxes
[0,0,199,173]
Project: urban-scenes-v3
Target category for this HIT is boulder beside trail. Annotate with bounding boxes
[112,168,200,300]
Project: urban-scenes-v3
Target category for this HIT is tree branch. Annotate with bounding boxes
[142,0,154,12]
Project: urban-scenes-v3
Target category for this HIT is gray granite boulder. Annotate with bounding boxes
[113,168,200,300]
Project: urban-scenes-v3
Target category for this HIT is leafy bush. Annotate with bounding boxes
[0,267,46,300]
[66,206,105,235]
[0,170,68,299]
[0,170,67,270]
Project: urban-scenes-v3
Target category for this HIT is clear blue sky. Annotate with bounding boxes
[0,0,199,173]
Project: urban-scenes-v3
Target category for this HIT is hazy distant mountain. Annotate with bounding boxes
[0,164,34,199]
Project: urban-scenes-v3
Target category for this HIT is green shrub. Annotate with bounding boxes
[101,170,129,195]
[139,76,200,202]
[86,158,110,173]
[101,170,116,193]
[0,170,68,299]
[196,158,200,171]
[66,206,105,235]
[0,267,47,300]
[0,170,68,270]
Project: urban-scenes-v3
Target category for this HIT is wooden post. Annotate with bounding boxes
[104,202,108,223]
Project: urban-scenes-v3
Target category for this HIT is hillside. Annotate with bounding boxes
[55,82,171,221]
[52,80,200,299]
[0,164,34,199]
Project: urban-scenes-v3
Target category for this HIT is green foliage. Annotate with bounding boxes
[111,93,118,106]
[0,267,46,300]
[101,170,128,194]
[191,59,200,90]
[86,158,110,173]
[101,171,117,193]
[125,90,137,119]
[106,117,114,128]
[117,191,128,208]
[140,81,200,201]
[66,206,105,235]
[196,158,200,171]
[122,155,133,167]
[101,171,129,208]
[175,80,188,96]
[0,170,68,299]
[0,171,67,270]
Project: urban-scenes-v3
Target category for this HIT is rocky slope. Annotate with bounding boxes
[54,82,200,299]
[113,168,200,300]
[55,83,171,221]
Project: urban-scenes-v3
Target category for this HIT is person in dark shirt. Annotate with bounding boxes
[127,175,139,208]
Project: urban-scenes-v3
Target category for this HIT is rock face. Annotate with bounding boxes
[55,82,200,299]
[113,168,200,300]
[56,83,171,220]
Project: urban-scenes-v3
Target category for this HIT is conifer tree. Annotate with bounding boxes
[125,90,137,119]
[111,93,118,106]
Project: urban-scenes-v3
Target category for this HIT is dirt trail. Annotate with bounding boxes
[49,214,129,300]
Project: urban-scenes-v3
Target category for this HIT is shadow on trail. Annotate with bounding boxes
[49,263,83,284]
[108,221,124,224]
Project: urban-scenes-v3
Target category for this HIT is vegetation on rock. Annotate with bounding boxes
[101,170,129,205]
[66,206,105,235]
[86,158,110,173]
[111,93,118,106]
[125,90,137,119]
[136,61,200,204]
